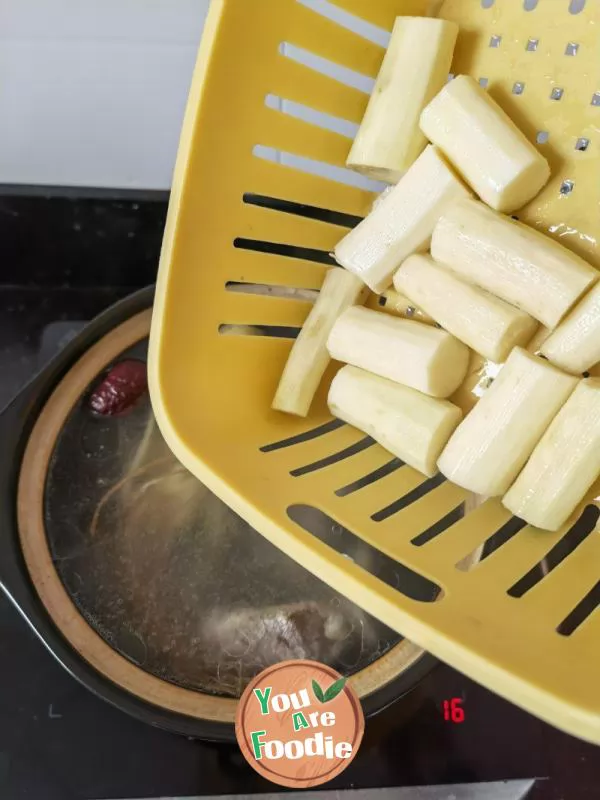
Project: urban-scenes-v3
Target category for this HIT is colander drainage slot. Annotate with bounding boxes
[412,504,466,547]
[261,419,345,453]
[371,474,447,522]
[557,580,600,636]
[568,0,586,14]
[266,93,359,140]
[218,324,300,338]
[287,504,440,602]
[290,435,375,477]
[253,145,386,193]
[278,43,374,94]
[508,505,600,598]
[243,193,362,228]
[233,237,335,266]
[335,457,404,497]
[295,0,391,48]
[225,282,319,302]
[456,516,527,571]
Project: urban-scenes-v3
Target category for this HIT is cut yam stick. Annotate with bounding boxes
[526,325,552,356]
[437,347,578,496]
[420,75,550,212]
[347,17,458,183]
[393,253,538,361]
[329,365,462,477]
[272,269,368,416]
[371,185,394,212]
[327,306,470,398]
[335,145,470,294]
[503,378,600,531]
[541,283,600,374]
[431,197,597,328]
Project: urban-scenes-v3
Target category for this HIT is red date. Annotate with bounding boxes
[89,360,148,416]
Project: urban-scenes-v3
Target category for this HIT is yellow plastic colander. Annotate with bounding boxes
[148,0,600,742]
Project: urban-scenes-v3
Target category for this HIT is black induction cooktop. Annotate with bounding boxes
[0,190,598,800]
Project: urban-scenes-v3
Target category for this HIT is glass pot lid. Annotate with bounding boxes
[18,309,435,724]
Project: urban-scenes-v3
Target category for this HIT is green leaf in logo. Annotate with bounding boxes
[312,679,325,703]
[323,677,347,702]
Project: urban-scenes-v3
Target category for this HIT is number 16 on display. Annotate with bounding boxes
[442,698,465,723]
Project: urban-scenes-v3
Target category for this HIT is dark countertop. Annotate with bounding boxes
[0,191,598,800]
[0,192,169,408]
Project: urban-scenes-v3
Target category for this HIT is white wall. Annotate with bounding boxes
[0,0,209,189]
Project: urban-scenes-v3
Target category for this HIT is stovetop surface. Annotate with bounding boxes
[0,192,598,800]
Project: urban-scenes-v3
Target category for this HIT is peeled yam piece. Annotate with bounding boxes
[347,17,458,183]
[504,379,600,531]
[327,306,470,398]
[334,145,470,294]
[393,254,538,361]
[431,198,597,329]
[437,348,577,496]
[526,325,552,356]
[272,269,368,416]
[541,283,600,374]
[420,75,550,212]
[329,365,462,477]
[371,185,394,212]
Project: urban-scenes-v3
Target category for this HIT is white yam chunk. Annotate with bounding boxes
[430,197,597,329]
[393,253,538,361]
[327,306,470,398]
[541,283,600,374]
[329,365,462,477]
[335,145,470,294]
[273,269,368,416]
[420,74,550,212]
[347,17,458,182]
[504,378,600,531]
[437,347,578,495]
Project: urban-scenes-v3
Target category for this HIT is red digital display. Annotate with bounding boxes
[442,698,465,723]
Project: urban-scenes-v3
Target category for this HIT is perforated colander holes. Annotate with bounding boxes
[478,0,587,15]
[538,133,591,155]
[560,180,575,196]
